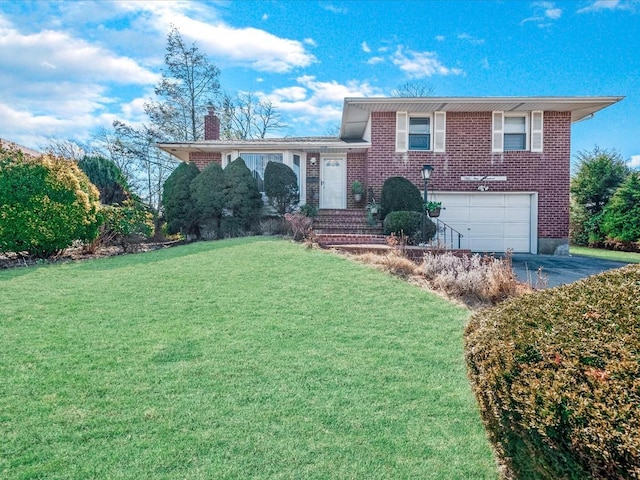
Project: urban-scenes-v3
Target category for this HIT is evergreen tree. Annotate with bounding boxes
[162,162,200,236]
[222,158,263,235]
[78,155,132,205]
[601,173,640,243]
[191,162,225,238]
[264,161,299,215]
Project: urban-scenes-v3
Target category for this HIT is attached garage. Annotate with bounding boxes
[432,193,537,253]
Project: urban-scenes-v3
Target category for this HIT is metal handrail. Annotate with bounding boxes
[433,218,464,249]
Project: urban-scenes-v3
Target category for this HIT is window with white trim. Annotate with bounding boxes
[492,111,544,153]
[396,111,446,153]
[409,117,431,150]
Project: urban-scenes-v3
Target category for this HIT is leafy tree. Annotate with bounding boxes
[78,155,132,205]
[601,173,640,243]
[264,161,299,215]
[191,162,225,239]
[145,25,221,142]
[570,146,629,245]
[222,158,263,235]
[380,176,424,219]
[162,162,200,236]
[0,146,102,258]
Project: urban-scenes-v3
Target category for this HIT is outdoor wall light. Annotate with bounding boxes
[310,156,317,165]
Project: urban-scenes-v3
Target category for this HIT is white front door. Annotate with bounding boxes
[320,157,346,209]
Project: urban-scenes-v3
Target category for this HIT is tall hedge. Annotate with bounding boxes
[0,146,102,257]
[162,162,200,236]
[222,157,263,235]
[465,265,640,479]
[380,176,423,219]
[264,161,299,215]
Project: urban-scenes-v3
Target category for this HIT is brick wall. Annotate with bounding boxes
[189,151,222,170]
[364,110,572,248]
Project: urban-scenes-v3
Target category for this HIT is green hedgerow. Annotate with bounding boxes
[0,145,102,258]
[264,161,299,215]
[465,264,640,479]
[162,162,200,236]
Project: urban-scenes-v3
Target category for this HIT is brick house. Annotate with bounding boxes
[158,96,622,254]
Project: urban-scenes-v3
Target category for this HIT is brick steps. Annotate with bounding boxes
[313,209,383,235]
[315,233,387,247]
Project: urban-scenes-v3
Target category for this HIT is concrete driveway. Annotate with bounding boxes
[509,254,629,288]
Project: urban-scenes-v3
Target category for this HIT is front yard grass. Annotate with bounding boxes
[570,245,640,263]
[0,237,497,479]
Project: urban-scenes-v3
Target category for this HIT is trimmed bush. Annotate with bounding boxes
[222,157,263,236]
[162,162,200,236]
[383,211,434,242]
[380,176,423,219]
[0,146,102,258]
[465,265,640,479]
[264,161,299,215]
[191,161,225,239]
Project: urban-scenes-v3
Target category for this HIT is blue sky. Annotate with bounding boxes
[1,0,638,166]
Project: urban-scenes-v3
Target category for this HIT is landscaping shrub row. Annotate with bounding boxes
[465,265,640,479]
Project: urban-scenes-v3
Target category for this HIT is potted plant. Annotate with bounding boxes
[366,200,380,226]
[425,201,442,218]
[352,180,364,202]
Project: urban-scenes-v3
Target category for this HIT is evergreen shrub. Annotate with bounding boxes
[162,162,200,236]
[0,146,102,257]
[383,211,434,242]
[264,161,299,215]
[465,265,640,479]
[191,162,225,239]
[601,172,640,243]
[379,176,423,219]
[78,155,131,205]
[222,157,263,236]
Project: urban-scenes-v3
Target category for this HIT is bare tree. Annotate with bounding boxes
[220,92,289,139]
[145,25,221,141]
[41,138,87,161]
[391,81,434,97]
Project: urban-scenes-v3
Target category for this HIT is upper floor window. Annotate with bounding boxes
[396,111,446,153]
[409,117,431,150]
[492,111,544,153]
[504,115,527,151]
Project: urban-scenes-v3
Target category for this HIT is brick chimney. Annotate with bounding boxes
[204,105,220,140]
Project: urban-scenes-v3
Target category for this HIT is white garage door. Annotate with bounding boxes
[433,193,535,253]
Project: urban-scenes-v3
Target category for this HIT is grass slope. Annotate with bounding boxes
[0,238,497,479]
[570,245,640,264]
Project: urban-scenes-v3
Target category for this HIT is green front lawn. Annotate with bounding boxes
[0,238,497,479]
[570,245,640,264]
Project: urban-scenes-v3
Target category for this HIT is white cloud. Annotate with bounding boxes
[522,2,563,25]
[262,13,269,20]
[304,38,317,46]
[629,155,640,168]
[261,76,383,129]
[577,0,624,13]
[367,56,385,65]
[361,41,371,53]
[435,35,446,42]
[321,3,348,14]
[457,33,485,44]
[391,46,463,78]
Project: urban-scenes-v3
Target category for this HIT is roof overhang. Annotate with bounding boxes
[157,138,370,162]
[340,96,624,140]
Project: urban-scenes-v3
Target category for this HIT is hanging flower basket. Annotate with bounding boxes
[428,207,441,218]
[424,201,442,218]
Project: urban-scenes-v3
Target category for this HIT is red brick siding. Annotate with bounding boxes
[346,152,367,208]
[363,111,571,241]
[189,151,222,170]
[305,152,321,206]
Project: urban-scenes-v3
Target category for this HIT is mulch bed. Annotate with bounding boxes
[0,241,182,269]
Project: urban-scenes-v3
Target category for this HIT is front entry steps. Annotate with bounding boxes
[313,209,382,235]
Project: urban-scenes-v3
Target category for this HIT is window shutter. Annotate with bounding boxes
[396,111,408,152]
[434,111,446,152]
[531,111,543,152]
[492,111,504,153]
